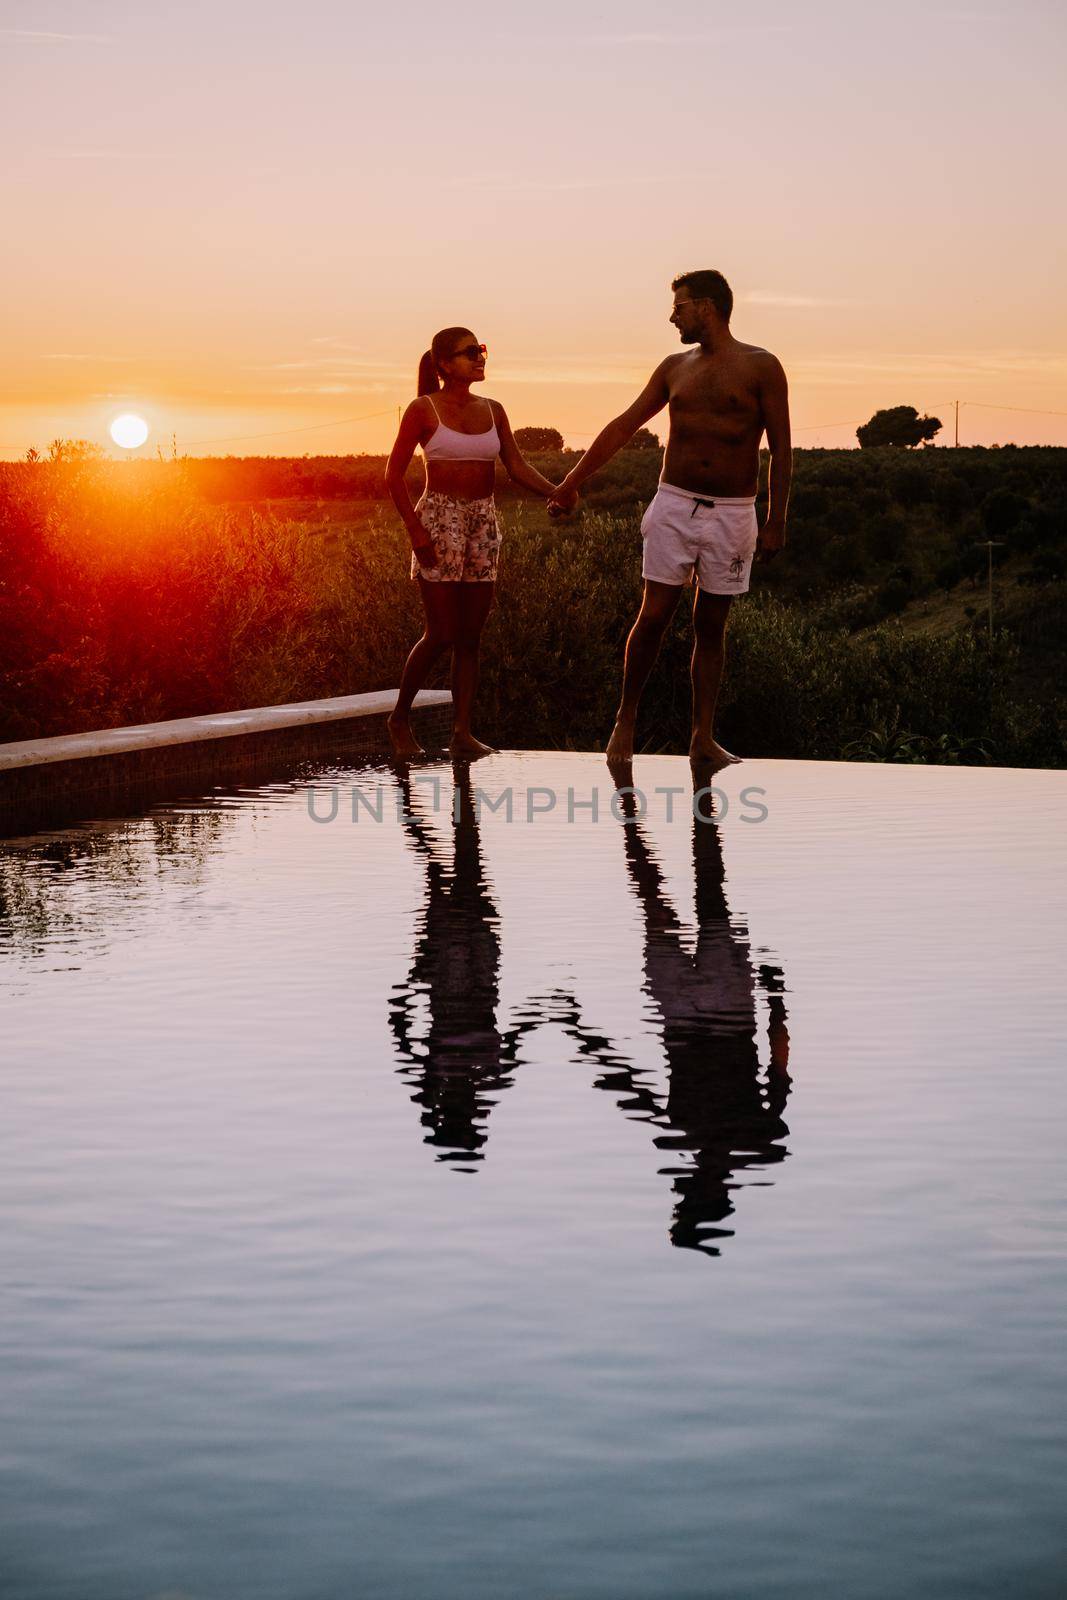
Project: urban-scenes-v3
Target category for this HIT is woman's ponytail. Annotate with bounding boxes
[417,327,475,395]
[417,350,440,396]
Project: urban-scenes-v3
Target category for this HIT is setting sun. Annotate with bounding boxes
[109,414,149,450]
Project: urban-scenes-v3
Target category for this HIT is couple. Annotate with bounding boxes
[385,269,791,765]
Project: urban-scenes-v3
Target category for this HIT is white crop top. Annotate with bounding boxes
[422,395,501,462]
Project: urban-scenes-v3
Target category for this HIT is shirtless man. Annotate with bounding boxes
[550,270,791,765]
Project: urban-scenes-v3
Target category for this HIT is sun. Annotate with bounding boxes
[109,413,150,449]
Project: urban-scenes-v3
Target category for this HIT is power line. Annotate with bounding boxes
[962,401,1067,419]
[794,400,957,435]
[793,419,861,433]
[181,404,400,450]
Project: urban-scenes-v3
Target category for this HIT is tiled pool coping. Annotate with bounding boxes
[0,689,452,834]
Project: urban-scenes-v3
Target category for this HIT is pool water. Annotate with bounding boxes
[2,752,1065,1599]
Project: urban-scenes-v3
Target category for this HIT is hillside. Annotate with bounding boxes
[2,446,1064,763]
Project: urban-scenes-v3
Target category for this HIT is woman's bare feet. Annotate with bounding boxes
[449,732,496,758]
[387,714,424,759]
[605,718,635,763]
[689,735,741,768]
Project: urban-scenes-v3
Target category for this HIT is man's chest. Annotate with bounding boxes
[669,364,761,423]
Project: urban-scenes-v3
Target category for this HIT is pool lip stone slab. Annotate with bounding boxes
[0,689,452,835]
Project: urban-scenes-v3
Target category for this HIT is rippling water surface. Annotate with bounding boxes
[2,753,1065,1599]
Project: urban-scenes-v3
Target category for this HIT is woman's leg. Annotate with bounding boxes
[450,581,496,756]
[388,578,460,757]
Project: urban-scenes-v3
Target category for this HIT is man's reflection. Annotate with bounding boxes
[389,758,792,1256]
[389,762,516,1169]
[611,765,791,1254]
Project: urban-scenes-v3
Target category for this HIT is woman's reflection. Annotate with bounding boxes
[389,762,517,1170]
[611,764,792,1254]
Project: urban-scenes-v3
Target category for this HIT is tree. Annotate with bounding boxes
[628,427,661,450]
[856,407,942,449]
[514,426,564,452]
[980,487,1029,543]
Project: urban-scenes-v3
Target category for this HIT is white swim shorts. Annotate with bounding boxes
[640,481,759,595]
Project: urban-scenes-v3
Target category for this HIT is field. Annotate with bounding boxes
[1,446,1064,766]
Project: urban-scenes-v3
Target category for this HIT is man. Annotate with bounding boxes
[551,270,791,765]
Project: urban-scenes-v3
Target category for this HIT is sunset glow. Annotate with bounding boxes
[4,1,1065,456]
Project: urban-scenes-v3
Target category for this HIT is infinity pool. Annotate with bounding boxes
[2,753,1065,1599]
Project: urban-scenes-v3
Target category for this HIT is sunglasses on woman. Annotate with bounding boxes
[452,343,488,361]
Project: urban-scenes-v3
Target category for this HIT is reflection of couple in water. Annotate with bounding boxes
[385,269,791,766]
[389,761,791,1256]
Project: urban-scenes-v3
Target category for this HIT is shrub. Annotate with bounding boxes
[933,473,971,523]
[875,574,913,615]
[866,511,908,562]
[3,452,1064,768]
[1021,547,1066,585]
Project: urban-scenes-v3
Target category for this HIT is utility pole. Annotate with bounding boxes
[955,399,959,447]
[976,540,1005,643]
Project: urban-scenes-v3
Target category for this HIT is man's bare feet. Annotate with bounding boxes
[606,754,634,792]
[387,714,424,759]
[449,733,496,758]
[689,736,741,769]
[605,719,635,763]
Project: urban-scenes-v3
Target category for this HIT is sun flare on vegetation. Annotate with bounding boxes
[109,414,150,450]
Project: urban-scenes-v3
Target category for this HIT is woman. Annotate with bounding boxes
[385,326,564,758]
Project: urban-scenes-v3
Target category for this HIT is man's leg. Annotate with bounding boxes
[690,589,740,765]
[450,581,496,756]
[388,580,459,757]
[606,580,683,762]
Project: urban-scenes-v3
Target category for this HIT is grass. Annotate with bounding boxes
[1,455,1062,767]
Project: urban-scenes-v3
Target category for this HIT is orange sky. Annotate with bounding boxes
[4,1,1065,458]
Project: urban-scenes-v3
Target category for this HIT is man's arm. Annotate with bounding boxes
[757,354,791,559]
[552,358,675,508]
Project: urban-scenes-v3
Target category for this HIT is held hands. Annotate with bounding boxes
[547,478,580,519]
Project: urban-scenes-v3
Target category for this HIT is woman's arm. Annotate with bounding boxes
[385,400,436,563]
[491,401,567,498]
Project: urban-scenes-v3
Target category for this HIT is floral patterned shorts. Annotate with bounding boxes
[411,492,501,583]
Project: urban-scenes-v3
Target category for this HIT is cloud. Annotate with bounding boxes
[742,291,858,309]
[1,29,110,43]
[44,148,177,160]
[443,174,679,193]
[273,384,388,397]
[250,350,647,388]
[492,363,646,386]
[606,26,794,42]
[42,352,137,362]
[791,349,1067,387]
[250,356,407,378]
